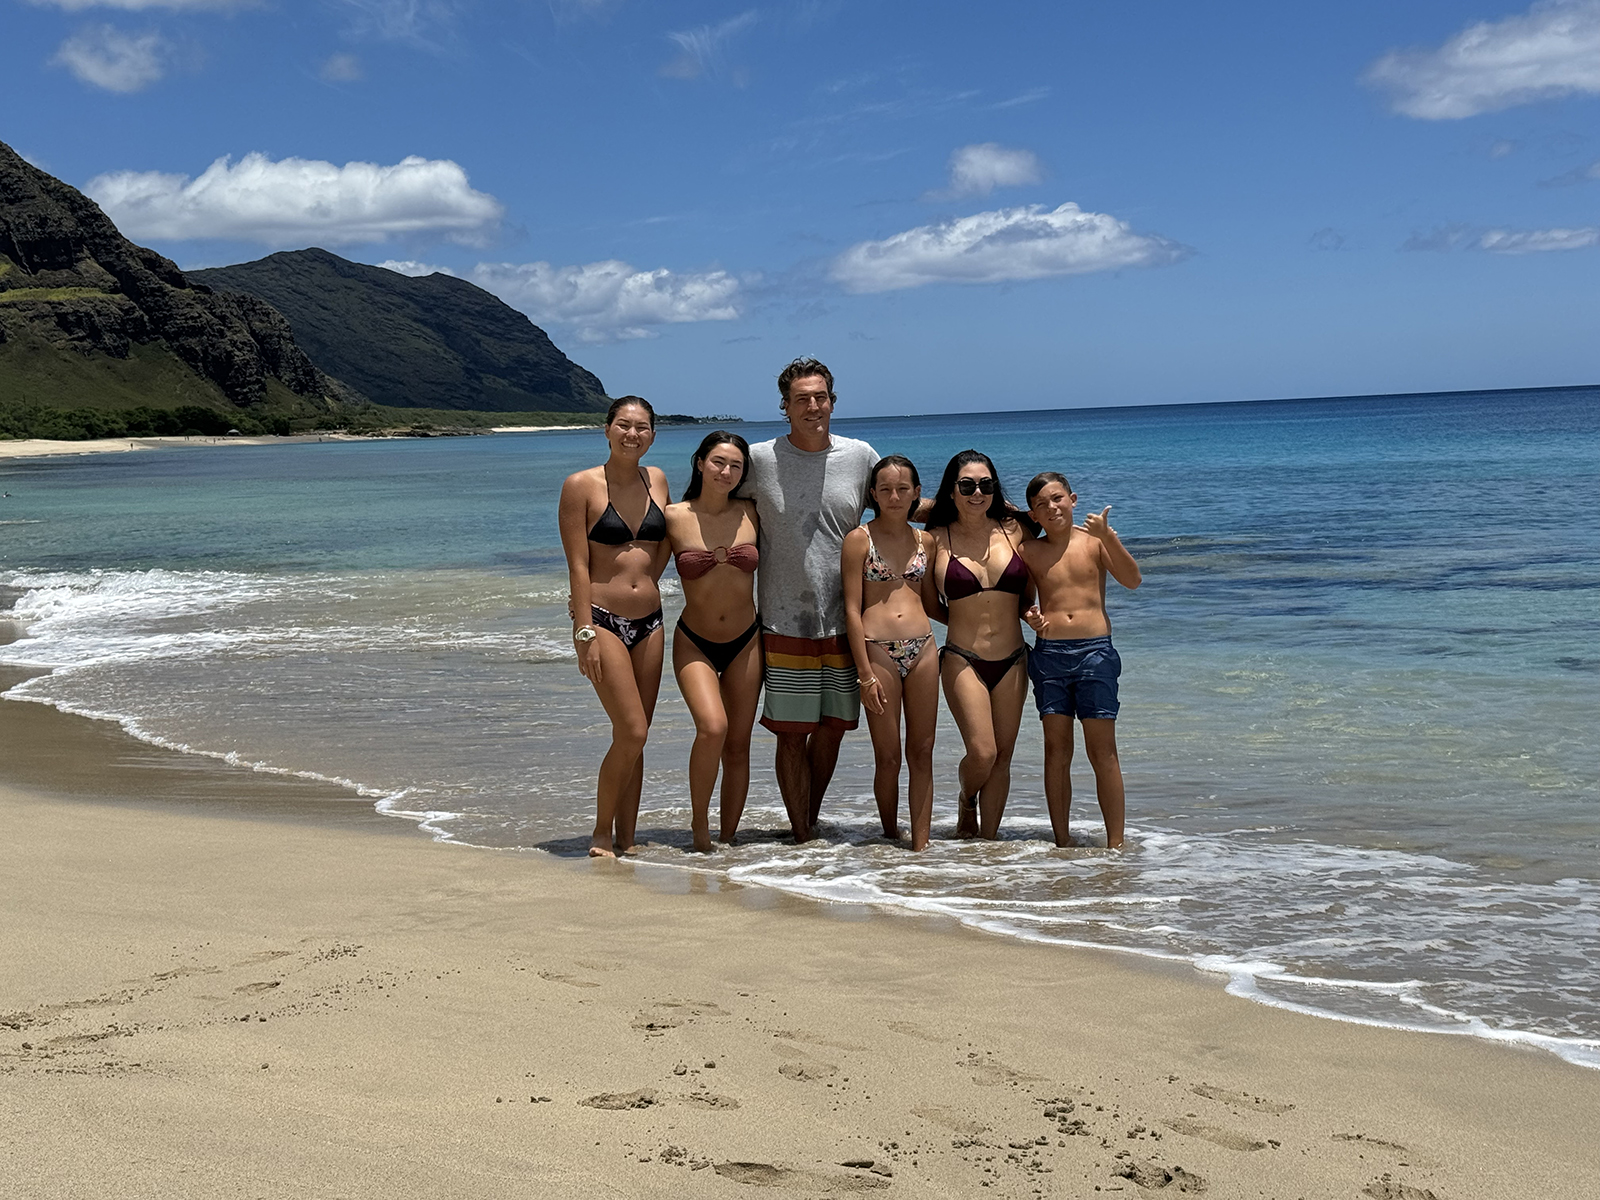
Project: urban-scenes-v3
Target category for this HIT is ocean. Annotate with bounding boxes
[3,386,1597,1068]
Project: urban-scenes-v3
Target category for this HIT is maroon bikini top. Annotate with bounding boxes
[943,548,1027,602]
[675,543,759,581]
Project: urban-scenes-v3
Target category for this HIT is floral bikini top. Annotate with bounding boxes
[864,528,928,583]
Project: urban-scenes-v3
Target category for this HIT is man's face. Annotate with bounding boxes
[1029,481,1076,532]
[783,374,834,436]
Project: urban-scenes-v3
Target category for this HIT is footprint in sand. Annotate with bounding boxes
[1189,1082,1293,1114]
[675,1092,740,1109]
[775,1029,869,1052]
[1163,1117,1267,1151]
[1363,1177,1443,1200]
[885,1020,942,1043]
[580,1089,658,1110]
[911,1105,989,1137]
[1115,1159,1207,1193]
[233,981,281,995]
[232,949,294,967]
[963,1052,1042,1087]
[538,971,600,989]
[1335,1133,1409,1152]
[777,1058,839,1083]
[714,1162,889,1191]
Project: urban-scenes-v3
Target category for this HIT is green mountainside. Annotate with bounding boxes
[0,139,350,431]
[190,250,609,414]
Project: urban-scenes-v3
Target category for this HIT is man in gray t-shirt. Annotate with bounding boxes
[744,358,877,842]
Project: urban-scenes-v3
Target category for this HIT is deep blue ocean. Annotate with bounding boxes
[3,386,1597,1066]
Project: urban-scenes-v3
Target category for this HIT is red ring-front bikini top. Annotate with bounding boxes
[675,543,759,581]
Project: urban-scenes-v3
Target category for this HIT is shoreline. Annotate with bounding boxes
[3,677,1599,1197]
[0,425,600,461]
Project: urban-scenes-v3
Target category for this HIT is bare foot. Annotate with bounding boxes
[692,820,713,854]
[718,831,739,845]
[881,823,900,841]
[954,795,979,839]
[911,834,929,852]
[588,835,616,858]
[1054,833,1081,848]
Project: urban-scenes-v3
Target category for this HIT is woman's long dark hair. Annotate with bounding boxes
[864,454,920,517]
[924,449,1034,532]
[681,431,752,502]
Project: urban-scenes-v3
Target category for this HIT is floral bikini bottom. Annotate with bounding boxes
[867,633,934,679]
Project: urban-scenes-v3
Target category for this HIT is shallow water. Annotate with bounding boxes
[3,386,1597,1065]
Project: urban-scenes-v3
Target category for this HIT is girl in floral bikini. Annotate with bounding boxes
[842,455,937,850]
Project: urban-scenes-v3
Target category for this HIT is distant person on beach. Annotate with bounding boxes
[743,359,878,843]
[558,397,673,857]
[924,451,1035,840]
[842,456,937,850]
[1019,472,1142,849]
[664,432,762,852]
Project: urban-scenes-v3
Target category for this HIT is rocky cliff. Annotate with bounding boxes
[190,249,609,413]
[0,139,350,411]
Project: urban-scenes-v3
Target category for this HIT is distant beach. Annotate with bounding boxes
[0,425,602,462]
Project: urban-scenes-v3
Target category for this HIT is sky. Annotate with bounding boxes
[6,0,1600,417]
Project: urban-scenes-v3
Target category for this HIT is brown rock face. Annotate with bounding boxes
[0,139,348,407]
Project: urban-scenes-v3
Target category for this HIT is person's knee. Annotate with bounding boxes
[965,742,999,775]
[696,714,730,744]
[1086,739,1120,768]
[873,745,902,774]
[907,732,935,765]
[613,716,650,756]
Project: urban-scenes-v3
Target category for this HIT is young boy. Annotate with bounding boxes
[1019,472,1142,848]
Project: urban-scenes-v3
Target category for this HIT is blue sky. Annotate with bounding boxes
[7,1,1600,417]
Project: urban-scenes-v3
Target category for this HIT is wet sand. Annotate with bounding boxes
[2,684,1597,1198]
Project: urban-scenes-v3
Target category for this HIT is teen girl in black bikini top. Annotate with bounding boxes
[587,469,668,648]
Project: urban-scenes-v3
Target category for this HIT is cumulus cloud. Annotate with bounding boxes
[661,10,757,80]
[938,143,1043,198]
[1364,0,1600,119]
[319,52,364,82]
[831,202,1189,293]
[1403,223,1600,252]
[85,153,503,246]
[51,25,166,92]
[378,258,742,342]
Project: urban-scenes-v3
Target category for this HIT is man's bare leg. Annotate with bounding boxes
[774,731,814,842]
[1081,718,1125,849]
[805,723,847,827]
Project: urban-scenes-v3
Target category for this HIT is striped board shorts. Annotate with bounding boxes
[759,633,861,733]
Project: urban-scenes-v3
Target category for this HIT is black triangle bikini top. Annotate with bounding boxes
[588,469,667,545]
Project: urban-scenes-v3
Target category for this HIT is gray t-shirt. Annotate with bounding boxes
[745,433,879,639]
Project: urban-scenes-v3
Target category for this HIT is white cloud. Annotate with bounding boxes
[85,153,503,246]
[1404,223,1600,252]
[1364,0,1600,119]
[661,10,757,80]
[1540,156,1600,184]
[377,258,742,342]
[1480,225,1600,252]
[30,0,249,9]
[51,25,166,92]
[319,52,364,82]
[942,143,1042,198]
[339,0,458,48]
[831,202,1189,293]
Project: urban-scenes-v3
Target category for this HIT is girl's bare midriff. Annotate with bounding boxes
[588,539,665,620]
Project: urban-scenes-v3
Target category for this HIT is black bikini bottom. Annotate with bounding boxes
[678,617,762,675]
[592,604,664,650]
[940,644,1026,692]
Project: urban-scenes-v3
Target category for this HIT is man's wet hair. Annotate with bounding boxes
[777,357,836,405]
[1026,471,1072,506]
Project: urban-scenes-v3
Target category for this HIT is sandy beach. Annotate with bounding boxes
[0,433,371,461]
[2,672,1596,1200]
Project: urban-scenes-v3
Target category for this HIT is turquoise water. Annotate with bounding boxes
[3,386,1597,1065]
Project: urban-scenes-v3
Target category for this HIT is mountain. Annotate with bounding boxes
[190,250,610,413]
[0,140,348,414]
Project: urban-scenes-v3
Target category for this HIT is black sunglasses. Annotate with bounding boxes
[956,477,997,496]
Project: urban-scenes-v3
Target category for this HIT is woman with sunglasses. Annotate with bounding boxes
[922,450,1036,840]
[558,396,673,857]
[664,432,762,851]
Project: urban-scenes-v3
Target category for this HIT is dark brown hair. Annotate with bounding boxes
[1025,471,1072,506]
[777,357,835,405]
[606,395,655,428]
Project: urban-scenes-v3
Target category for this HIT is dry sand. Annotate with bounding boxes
[0,433,369,461]
[2,686,1596,1199]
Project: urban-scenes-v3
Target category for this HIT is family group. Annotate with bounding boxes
[557,358,1141,858]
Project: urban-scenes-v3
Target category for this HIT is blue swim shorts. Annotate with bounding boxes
[1027,635,1121,720]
